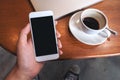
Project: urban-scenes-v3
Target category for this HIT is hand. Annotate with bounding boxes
[5,23,63,80]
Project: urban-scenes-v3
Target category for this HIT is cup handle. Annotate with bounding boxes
[99,29,111,38]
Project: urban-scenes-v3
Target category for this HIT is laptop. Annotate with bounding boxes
[30,0,103,19]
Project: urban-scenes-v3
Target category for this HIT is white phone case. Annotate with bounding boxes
[29,11,59,62]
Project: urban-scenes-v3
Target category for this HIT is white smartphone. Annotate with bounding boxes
[29,11,59,62]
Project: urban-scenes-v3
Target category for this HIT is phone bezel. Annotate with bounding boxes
[29,11,59,62]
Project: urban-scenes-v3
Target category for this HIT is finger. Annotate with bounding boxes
[21,23,30,36]
[58,39,62,49]
[59,50,63,55]
[19,23,30,43]
[55,21,58,25]
[28,38,33,46]
[56,30,61,38]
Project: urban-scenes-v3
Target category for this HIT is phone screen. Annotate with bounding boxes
[30,16,58,56]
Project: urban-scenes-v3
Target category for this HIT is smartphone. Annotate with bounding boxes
[29,11,59,62]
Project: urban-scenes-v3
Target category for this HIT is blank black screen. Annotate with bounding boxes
[31,16,57,56]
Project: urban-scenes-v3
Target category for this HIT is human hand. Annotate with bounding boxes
[5,23,62,80]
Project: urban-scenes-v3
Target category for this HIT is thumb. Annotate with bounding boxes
[19,23,31,44]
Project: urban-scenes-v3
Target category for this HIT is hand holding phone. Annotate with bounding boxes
[29,11,59,62]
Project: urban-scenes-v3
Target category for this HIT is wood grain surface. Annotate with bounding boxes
[0,0,120,59]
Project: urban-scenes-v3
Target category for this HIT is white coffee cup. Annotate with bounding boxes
[80,8,112,37]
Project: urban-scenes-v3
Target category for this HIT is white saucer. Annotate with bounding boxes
[69,11,108,45]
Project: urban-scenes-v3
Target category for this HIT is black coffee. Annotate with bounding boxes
[83,17,99,30]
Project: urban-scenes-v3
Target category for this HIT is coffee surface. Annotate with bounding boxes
[83,17,99,30]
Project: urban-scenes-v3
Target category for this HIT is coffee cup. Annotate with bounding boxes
[80,8,117,37]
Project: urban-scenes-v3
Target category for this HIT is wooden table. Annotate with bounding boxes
[0,0,120,59]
